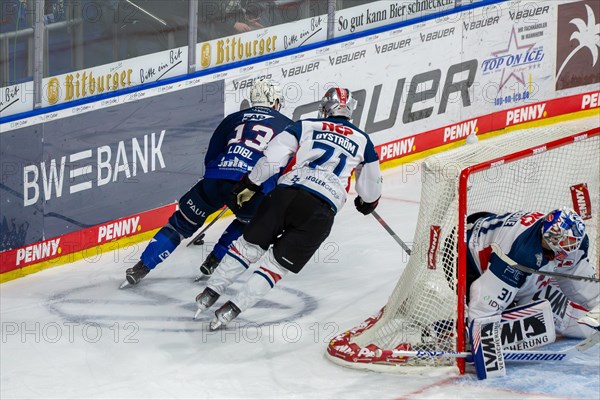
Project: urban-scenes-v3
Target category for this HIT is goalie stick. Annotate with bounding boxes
[371,210,412,256]
[186,207,229,247]
[374,331,600,363]
[490,243,600,283]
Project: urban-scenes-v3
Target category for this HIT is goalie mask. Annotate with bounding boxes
[541,208,585,259]
[318,88,357,119]
[250,78,284,110]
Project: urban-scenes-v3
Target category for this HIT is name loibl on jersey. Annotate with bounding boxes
[506,103,546,126]
[16,238,61,266]
[98,216,140,242]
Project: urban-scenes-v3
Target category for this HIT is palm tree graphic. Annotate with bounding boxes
[556,4,600,81]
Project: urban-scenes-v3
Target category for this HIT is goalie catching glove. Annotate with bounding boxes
[354,196,379,215]
[230,174,262,212]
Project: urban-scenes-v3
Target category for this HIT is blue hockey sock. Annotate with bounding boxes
[212,219,245,260]
[140,226,182,269]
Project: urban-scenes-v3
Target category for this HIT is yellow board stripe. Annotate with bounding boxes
[0,209,234,284]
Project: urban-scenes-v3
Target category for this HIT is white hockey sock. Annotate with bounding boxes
[208,237,266,295]
[231,248,289,312]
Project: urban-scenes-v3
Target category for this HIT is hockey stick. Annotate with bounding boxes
[375,331,600,363]
[186,207,229,247]
[490,243,600,283]
[371,210,412,256]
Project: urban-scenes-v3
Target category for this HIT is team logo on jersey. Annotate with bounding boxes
[242,113,274,122]
[535,253,543,267]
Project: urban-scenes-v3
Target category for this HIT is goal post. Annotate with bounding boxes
[326,123,600,375]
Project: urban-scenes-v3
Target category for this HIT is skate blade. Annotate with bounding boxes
[209,318,222,331]
[193,274,209,282]
[119,280,131,289]
[193,308,205,320]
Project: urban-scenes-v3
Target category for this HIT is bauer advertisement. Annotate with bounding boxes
[222,0,599,160]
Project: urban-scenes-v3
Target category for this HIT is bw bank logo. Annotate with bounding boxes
[556,1,600,90]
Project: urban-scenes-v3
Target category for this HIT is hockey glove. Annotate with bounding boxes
[230,174,262,211]
[578,304,600,331]
[354,196,379,215]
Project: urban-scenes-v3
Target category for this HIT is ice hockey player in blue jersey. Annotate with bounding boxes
[193,87,383,330]
[465,208,599,379]
[121,79,293,287]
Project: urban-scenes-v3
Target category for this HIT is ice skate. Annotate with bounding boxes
[209,301,241,330]
[194,251,221,281]
[120,261,150,288]
[193,287,220,319]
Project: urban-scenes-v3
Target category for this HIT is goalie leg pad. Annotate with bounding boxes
[470,314,506,380]
[231,248,289,312]
[500,299,556,350]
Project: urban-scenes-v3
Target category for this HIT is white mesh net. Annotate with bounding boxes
[326,122,600,373]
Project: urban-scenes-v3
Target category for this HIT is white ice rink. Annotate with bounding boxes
[2,120,600,399]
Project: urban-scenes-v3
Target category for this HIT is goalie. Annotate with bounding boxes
[465,208,599,379]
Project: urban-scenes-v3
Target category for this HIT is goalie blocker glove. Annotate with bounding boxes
[354,196,379,215]
[230,174,262,212]
[469,314,506,380]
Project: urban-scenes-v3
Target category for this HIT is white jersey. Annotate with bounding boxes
[248,117,382,212]
[467,211,598,322]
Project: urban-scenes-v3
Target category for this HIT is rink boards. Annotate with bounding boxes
[1,0,599,280]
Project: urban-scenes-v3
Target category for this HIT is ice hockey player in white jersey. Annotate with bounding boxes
[466,208,599,379]
[193,87,382,329]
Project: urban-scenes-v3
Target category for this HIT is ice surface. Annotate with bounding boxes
[2,119,599,399]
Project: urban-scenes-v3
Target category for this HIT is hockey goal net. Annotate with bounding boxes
[326,123,600,374]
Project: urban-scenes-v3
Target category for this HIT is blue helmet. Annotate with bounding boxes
[541,208,585,258]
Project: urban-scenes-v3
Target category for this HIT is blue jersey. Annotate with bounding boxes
[204,106,293,184]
